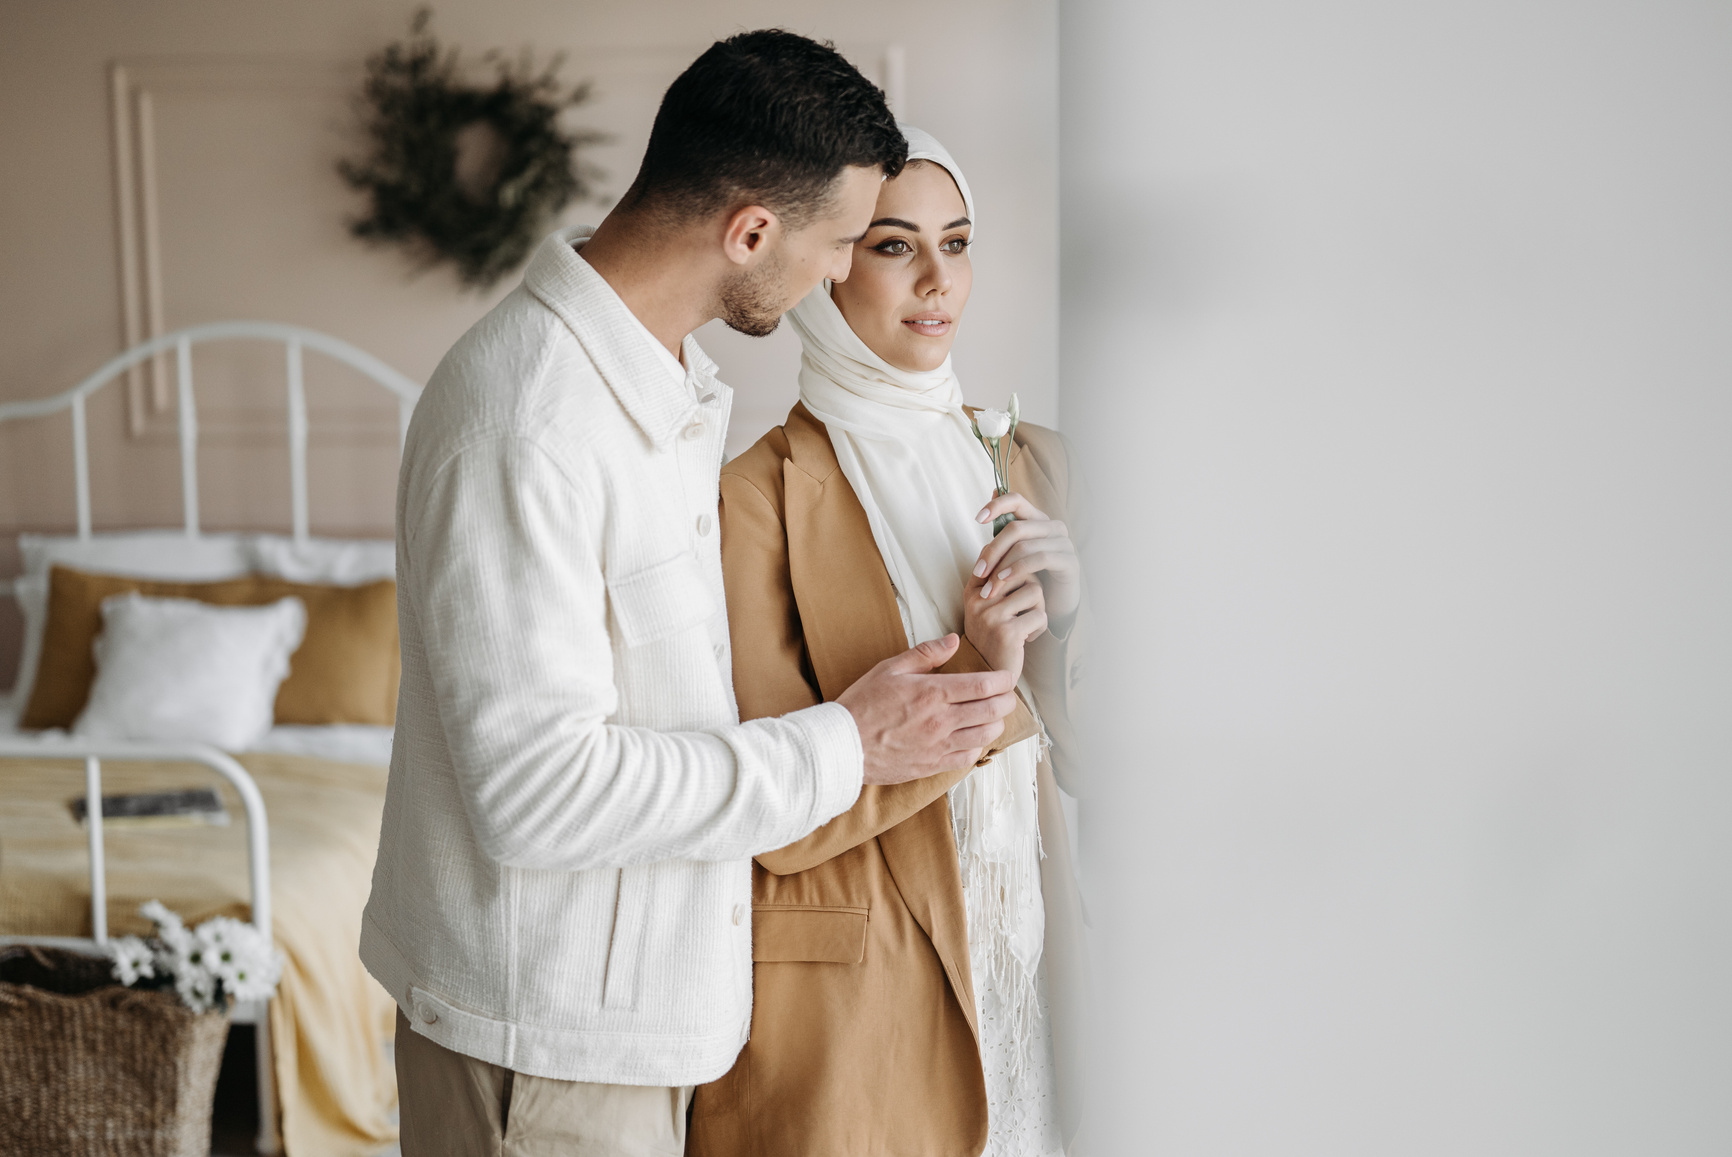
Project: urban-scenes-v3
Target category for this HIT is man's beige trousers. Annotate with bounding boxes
[395,1011,693,1156]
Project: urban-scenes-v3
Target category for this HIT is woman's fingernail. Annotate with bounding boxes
[976,508,991,523]
[998,569,1011,580]
[981,582,992,598]
[973,560,989,577]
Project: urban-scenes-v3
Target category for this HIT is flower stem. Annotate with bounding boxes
[993,485,1015,534]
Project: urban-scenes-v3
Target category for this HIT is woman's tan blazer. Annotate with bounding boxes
[689,403,1089,1157]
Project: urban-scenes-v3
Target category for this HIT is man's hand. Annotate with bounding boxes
[836,634,1019,785]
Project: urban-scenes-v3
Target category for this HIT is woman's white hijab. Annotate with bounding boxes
[789,127,1047,1074]
[787,127,987,645]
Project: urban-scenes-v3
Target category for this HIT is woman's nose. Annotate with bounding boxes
[915,252,952,296]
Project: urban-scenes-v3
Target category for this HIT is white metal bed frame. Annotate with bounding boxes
[0,321,420,1155]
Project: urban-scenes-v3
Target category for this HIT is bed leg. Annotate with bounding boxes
[254,1006,284,1154]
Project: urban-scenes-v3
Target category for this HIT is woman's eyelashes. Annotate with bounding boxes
[868,235,972,257]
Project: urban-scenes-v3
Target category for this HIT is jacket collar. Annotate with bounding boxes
[782,402,843,482]
[523,226,720,447]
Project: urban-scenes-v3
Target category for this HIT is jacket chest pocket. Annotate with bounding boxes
[752,904,869,964]
[606,552,715,648]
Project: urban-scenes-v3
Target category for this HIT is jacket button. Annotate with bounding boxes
[682,420,704,441]
[420,1008,438,1025]
[696,513,713,536]
[731,904,745,926]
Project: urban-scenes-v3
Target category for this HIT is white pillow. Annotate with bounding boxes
[72,593,306,750]
[10,531,253,713]
[247,535,395,584]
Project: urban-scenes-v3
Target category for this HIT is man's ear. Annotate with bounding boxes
[721,204,779,267]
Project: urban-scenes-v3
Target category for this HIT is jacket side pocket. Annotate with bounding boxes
[751,904,869,964]
[602,868,652,1009]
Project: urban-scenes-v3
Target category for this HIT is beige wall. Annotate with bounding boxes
[0,0,1058,686]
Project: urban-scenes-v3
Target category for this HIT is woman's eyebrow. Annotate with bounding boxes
[866,215,974,232]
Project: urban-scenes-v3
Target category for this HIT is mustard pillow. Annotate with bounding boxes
[21,565,399,731]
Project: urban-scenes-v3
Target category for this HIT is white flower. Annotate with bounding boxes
[124,899,281,1012]
[975,408,1012,439]
[140,899,194,979]
[176,965,220,1014]
[193,917,282,1003]
[108,935,156,986]
[153,919,194,962]
[139,899,182,934]
[195,921,238,984]
[225,949,283,1004]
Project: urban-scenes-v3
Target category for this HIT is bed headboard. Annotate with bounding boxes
[0,321,422,545]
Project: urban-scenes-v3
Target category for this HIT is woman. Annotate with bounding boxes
[690,129,1087,1157]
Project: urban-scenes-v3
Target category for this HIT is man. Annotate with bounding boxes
[361,30,1021,1156]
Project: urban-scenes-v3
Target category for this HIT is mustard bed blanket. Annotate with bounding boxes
[0,751,398,1156]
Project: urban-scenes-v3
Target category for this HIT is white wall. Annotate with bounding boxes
[1064,1,1732,1153]
[0,0,1057,684]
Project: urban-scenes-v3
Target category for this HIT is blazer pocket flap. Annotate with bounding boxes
[753,905,868,964]
[607,552,715,648]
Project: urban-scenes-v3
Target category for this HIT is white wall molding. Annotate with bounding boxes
[109,56,389,443]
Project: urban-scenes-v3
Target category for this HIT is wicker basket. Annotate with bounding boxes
[0,945,230,1157]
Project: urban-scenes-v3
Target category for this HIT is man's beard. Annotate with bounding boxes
[717,255,786,337]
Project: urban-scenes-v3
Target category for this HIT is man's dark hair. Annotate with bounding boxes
[627,30,906,227]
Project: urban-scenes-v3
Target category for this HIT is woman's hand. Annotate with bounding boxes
[963,566,1048,679]
[972,493,1082,635]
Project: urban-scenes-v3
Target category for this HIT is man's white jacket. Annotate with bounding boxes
[361,228,864,1086]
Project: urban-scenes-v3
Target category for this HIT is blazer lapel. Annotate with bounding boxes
[781,405,908,699]
[780,403,981,1044]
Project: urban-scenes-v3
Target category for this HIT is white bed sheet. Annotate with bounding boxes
[0,693,394,767]
[247,724,394,766]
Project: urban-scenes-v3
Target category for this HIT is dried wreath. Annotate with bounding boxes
[340,9,605,288]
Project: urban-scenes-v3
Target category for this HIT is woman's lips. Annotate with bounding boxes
[902,313,952,336]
